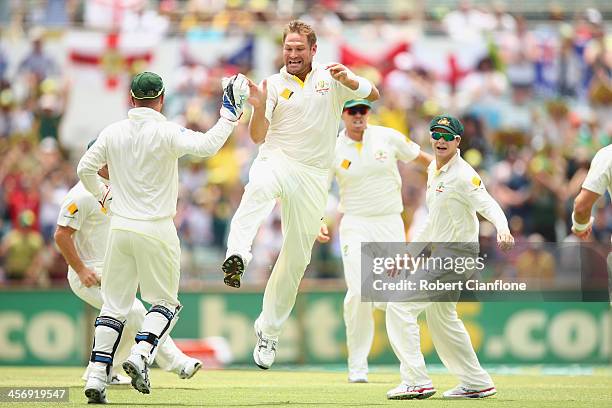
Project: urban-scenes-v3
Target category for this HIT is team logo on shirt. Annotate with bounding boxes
[315,80,330,95]
[68,202,78,214]
[435,182,445,193]
[280,88,294,99]
[374,150,388,162]
[341,159,351,169]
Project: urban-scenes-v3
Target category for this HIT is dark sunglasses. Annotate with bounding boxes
[431,131,458,142]
[345,106,370,115]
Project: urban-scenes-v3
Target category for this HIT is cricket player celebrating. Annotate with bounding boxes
[317,99,431,383]
[572,144,612,304]
[221,20,379,370]
[55,162,202,386]
[77,71,251,403]
[385,115,514,400]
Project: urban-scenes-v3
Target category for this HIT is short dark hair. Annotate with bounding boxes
[282,20,317,47]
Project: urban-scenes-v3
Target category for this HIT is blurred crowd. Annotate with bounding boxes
[0,0,611,288]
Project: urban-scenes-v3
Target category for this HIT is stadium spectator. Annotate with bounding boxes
[17,27,58,84]
[1,1,611,289]
[0,209,44,284]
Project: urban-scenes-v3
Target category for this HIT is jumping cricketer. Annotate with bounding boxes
[221,20,379,370]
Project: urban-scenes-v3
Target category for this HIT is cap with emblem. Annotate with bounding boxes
[130,71,165,100]
[344,99,373,109]
[429,114,464,136]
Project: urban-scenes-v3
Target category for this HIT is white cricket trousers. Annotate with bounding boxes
[339,213,404,377]
[68,266,186,372]
[100,215,181,319]
[226,147,328,337]
[386,300,493,388]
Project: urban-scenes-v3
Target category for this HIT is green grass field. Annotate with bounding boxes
[0,367,611,407]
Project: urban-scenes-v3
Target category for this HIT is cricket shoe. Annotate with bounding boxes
[122,354,151,394]
[253,324,277,370]
[348,374,368,383]
[84,365,108,404]
[178,357,203,379]
[442,384,497,399]
[386,383,436,400]
[222,254,245,288]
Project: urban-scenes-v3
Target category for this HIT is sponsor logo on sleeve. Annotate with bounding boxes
[68,202,78,215]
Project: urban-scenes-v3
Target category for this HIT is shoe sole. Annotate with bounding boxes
[222,255,244,288]
[85,388,107,404]
[122,361,150,394]
[443,388,497,399]
[388,389,436,400]
[180,362,202,379]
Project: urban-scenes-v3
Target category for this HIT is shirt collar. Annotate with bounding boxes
[128,107,167,122]
[339,128,367,145]
[280,62,320,86]
[432,149,460,175]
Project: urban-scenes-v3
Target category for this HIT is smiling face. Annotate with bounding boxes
[283,32,317,78]
[430,126,460,164]
[342,105,370,139]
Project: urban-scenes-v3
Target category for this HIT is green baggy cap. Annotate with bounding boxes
[343,99,373,109]
[130,71,164,99]
[429,114,464,136]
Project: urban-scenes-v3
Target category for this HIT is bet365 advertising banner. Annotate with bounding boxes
[0,290,609,366]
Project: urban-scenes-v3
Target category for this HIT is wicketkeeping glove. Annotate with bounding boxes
[220,73,249,122]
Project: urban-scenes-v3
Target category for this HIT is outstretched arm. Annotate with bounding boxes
[326,63,380,101]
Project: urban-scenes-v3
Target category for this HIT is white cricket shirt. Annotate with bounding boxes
[77,107,236,221]
[262,62,364,169]
[56,181,110,269]
[416,151,510,243]
[333,125,420,217]
[582,144,612,198]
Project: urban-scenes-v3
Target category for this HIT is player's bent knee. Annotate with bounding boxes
[243,180,277,201]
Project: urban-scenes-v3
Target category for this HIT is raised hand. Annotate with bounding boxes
[220,73,250,122]
[326,63,351,82]
[247,78,267,109]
